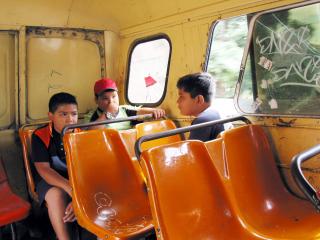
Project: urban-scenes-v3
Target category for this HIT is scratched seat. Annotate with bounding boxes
[0,159,31,240]
[63,128,153,239]
[136,119,181,152]
[140,140,261,240]
[19,122,49,202]
[217,125,320,239]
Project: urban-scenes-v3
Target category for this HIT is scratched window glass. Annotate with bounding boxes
[127,37,171,106]
[238,3,320,116]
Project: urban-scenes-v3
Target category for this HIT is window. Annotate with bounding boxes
[238,2,320,116]
[127,36,171,106]
[206,16,249,117]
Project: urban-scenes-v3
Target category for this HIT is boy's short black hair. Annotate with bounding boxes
[176,72,216,103]
[49,92,78,113]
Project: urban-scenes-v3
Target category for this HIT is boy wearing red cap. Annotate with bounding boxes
[85,78,165,130]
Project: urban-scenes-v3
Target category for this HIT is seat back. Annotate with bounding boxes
[63,129,153,239]
[136,119,181,151]
[0,159,31,227]
[222,125,295,217]
[119,128,137,159]
[18,127,40,202]
[140,140,255,240]
[218,125,320,238]
[205,138,227,180]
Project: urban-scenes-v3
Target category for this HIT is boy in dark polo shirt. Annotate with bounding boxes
[176,72,224,141]
[32,92,78,240]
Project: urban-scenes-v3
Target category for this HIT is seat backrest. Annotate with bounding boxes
[140,140,253,240]
[119,128,137,159]
[63,129,153,239]
[136,119,181,151]
[221,125,291,217]
[18,128,39,202]
[205,138,227,180]
[0,159,31,227]
[219,125,320,237]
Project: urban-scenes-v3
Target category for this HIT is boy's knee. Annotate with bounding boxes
[45,187,68,205]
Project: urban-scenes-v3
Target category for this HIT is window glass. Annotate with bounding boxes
[127,37,171,105]
[238,3,320,116]
[207,16,248,117]
[0,32,15,129]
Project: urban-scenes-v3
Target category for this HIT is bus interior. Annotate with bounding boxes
[2,0,320,239]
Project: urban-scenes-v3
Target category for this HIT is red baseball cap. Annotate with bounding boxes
[94,78,118,95]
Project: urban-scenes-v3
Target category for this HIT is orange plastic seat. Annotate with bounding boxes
[63,129,153,239]
[136,119,181,152]
[121,120,181,182]
[0,159,30,239]
[205,138,226,180]
[119,129,147,182]
[119,128,137,159]
[18,127,38,202]
[218,125,320,239]
[140,140,260,240]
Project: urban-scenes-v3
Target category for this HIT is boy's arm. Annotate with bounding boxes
[88,111,108,129]
[137,107,166,119]
[32,133,72,197]
[85,109,107,130]
[34,162,72,197]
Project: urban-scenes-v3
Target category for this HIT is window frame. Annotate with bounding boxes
[125,34,172,107]
[204,15,250,117]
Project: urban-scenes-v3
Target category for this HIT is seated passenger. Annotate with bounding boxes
[31,92,78,240]
[85,78,166,130]
[176,72,224,141]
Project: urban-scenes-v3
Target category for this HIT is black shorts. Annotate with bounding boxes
[36,179,53,205]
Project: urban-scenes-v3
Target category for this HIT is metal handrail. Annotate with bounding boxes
[134,115,250,159]
[20,121,50,130]
[61,113,153,137]
[291,144,320,211]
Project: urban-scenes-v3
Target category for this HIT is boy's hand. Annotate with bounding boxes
[63,202,76,222]
[152,108,166,119]
[65,185,73,198]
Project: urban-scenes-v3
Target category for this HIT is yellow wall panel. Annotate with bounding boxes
[0,32,15,128]
[26,37,100,120]
[104,31,121,81]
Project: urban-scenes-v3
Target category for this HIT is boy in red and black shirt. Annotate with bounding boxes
[32,92,78,240]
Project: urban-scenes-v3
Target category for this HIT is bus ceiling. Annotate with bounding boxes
[0,0,305,32]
